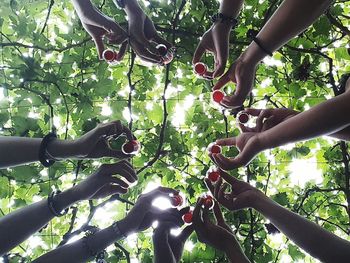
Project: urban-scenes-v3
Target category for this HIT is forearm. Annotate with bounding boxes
[258,92,350,150]
[71,0,95,16]
[33,225,122,263]
[328,125,350,141]
[254,196,350,262]
[153,237,176,263]
[244,0,332,63]
[0,189,78,255]
[124,0,143,15]
[219,0,244,17]
[0,137,77,168]
[224,236,251,263]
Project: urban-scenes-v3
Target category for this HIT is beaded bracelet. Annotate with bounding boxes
[211,13,238,28]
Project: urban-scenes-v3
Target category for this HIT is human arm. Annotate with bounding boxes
[211,90,350,170]
[0,161,136,255]
[153,209,194,263]
[214,0,333,107]
[192,199,250,263]
[240,107,350,141]
[208,170,350,263]
[71,0,128,59]
[33,187,183,263]
[0,120,134,169]
[119,0,173,64]
[192,0,244,78]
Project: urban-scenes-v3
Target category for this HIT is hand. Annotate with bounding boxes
[153,211,194,262]
[210,132,263,170]
[192,199,235,252]
[71,161,137,201]
[213,54,258,109]
[193,23,232,78]
[74,1,128,59]
[118,187,183,236]
[126,5,173,64]
[205,170,264,211]
[73,120,134,159]
[239,108,299,133]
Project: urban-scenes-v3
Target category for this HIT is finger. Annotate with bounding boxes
[256,110,271,132]
[131,38,162,63]
[262,116,276,131]
[117,160,137,181]
[214,153,242,170]
[106,149,129,159]
[215,137,236,146]
[213,71,231,91]
[93,36,105,60]
[213,201,225,223]
[101,161,137,182]
[153,34,173,49]
[109,177,130,188]
[208,153,218,165]
[204,178,215,195]
[108,33,128,45]
[214,177,223,198]
[212,55,227,80]
[192,198,205,226]
[115,41,129,62]
[243,108,262,117]
[156,186,179,195]
[218,169,238,185]
[107,184,128,195]
[179,206,191,215]
[192,43,206,64]
[145,187,179,199]
[217,183,232,209]
[138,50,163,64]
[218,183,229,200]
[180,225,194,241]
[121,123,134,141]
[202,205,211,225]
[238,123,254,133]
[221,94,244,109]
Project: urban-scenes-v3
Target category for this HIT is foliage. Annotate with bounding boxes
[0,0,350,262]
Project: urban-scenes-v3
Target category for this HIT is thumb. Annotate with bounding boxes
[93,36,105,59]
[213,71,230,91]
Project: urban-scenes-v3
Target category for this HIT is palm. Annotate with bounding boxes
[82,23,106,39]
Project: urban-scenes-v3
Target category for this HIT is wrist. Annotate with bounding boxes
[53,188,79,212]
[224,236,250,263]
[251,192,272,213]
[241,41,266,66]
[212,22,232,33]
[117,217,135,237]
[47,139,77,160]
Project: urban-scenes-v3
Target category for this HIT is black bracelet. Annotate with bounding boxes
[247,29,273,57]
[337,73,350,95]
[39,132,57,167]
[211,13,238,28]
[47,190,69,217]
[113,0,125,8]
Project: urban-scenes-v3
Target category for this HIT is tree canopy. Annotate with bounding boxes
[0,0,350,262]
